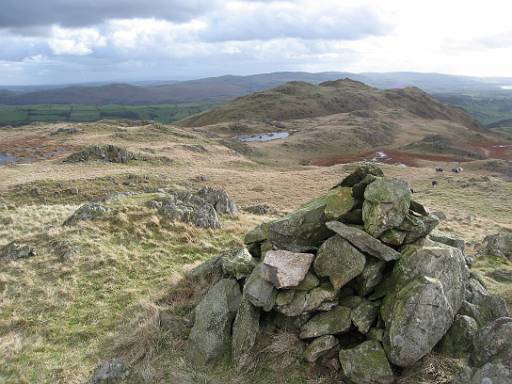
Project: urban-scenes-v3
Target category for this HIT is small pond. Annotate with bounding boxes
[0,153,17,166]
[238,131,289,142]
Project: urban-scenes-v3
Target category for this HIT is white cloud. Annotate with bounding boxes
[48,26,106,55]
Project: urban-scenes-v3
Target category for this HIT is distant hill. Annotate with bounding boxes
[1,71,510,106]
[180,78,480,129]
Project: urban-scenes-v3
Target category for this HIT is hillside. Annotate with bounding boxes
[180,79,480,129]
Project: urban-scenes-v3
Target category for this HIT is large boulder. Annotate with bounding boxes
[363,177,411,237]
[197,187,238,215]
[261,250,315,289]
[243,264,276,311]
[232,297,260,370]
[187,279,242,365]
[314,235,366,289]
[382,276,453,367]
[326,221,400,261]
[338,340,394,384]
[479,228,512,260]
[64,202,109,225]
[268,187,354,252]
[299,306,351,339]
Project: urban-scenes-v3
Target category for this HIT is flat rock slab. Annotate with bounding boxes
[304,335,339,363]
[300,306,351,339]
[261,250,315,288]
[326,221,400,261]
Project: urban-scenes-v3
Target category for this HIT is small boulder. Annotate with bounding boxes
[429,230,465,252]
[462,277,509,326]
[242,204,276,215]
[0,241,36,261]
[354,258,387,296]
[64,203,109,225]
[479,228,512,260]
[334,163,384,188]
[243,264,276,311]
[362,177,411,237]
[299,306,351,339]
[314,235,366,289]
[65,144,138,163]
[187,279,242,365]
[326,221,401,262]
[304,335,339,363]
[275,283,338,317]
[352,299,380,334]
[471,317,512,368]
[261,250,315,289]
[158,192,221,229]
[89,359,129,384]
[398,212,439,243]
[338,340,394,384]
[221,247,257,280]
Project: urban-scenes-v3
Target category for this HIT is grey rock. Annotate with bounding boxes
[232,297,260,370]
[352,299,380,334]
[362,177,411,237]
[158,192,221,229]
[398,212,440,243]
[471,317,512,368]
[304,335,339,363]
[462,277,509,326]
[379,229,407,246]
[294,272,320,291]
[326,221,401,261]
[429,230,465,252]
[261,250,315,289]
[464,360,512,384]
[221,247,257,280]
[275,283,338,317]
[89,359,129,384]
[314,235,366,289]
[479,228,512,260]
[0,241,36,261]
[244,223,269,245]
[197,187,238,215]
[410,200,429,216]
[382,276,453,367]
[64,202,108,225]
[367,328,384,342]
[352,174,378,199]
[354,258,387,296]
[438,314,478,357]
[242,204,277,215]
[334,163,384,188]
[65,144,139,163]
[268,187,354,252]
[188,279,242,365]
[338,340,394,384]
[243,264,276,311]
[300,306,351,339]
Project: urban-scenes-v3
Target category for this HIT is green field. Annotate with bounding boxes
[0,103,218,125]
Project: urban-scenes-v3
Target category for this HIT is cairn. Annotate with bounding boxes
[186,164,510,383]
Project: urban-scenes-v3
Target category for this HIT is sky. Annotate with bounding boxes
[1,0,512,85]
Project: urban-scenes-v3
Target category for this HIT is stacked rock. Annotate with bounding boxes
[186,164,509,384]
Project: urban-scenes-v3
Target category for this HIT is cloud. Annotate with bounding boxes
[48,27,107,55]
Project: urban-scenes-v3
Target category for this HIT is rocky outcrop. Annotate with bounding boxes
[64,203,109,226]
[0,241,36,261]
[64,144,139,163]
[479,228,512,260]
[197,187,238,215]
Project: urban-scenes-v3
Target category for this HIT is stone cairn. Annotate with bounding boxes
[187,164,510,384]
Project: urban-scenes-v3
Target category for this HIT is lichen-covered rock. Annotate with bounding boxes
[352,299,380,334]
[304,335,339,363]
[338,340,394,384]
[275,283,338,317]
[314,235,366,289]
[367,328,384,342]
[383,276,454,367]
[197,187,238,215]
[187,279,242,365]
[398,212,439,243]
[354,258,387,296]
[268,187,354,252]
[438,314,478,357]
[65,144,138,163]
[89,359,129,384]
[363,177,411,237]
[294,272,320,291]
[326,221,400,261]
[158,192,221,229]
[456,360,512,384]
[461,277,509,326]
[244,223,269,245]
[379,229,406,246]
[232,297,260,370]
[299,306,351,339]
[242,203,276,215]
[352,174,378,199]
[261,250,315,289]
[479,228,512,260]
[243,264,276,311]
[334,163,384,188]
[64,202,109,225]
[221,247,257,280]
[0,241,36,261]
[471,317,512,368]
[429,230,465,252]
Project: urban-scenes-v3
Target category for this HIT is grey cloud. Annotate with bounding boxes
[0,0,222,30]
